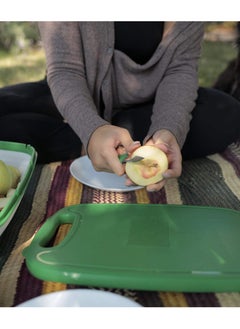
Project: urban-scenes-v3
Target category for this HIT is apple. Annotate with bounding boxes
[0,160,21,196]
[0,196,11,210]
[8,165,21,188]
[0,160,13,196]
[125,145,168,186]
[0,188,16,210]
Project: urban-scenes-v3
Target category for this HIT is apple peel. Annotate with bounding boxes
[125,145,168,186]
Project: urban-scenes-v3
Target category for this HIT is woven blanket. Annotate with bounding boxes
[1,143,240,307]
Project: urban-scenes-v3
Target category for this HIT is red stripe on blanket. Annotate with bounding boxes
[45,161,71,218]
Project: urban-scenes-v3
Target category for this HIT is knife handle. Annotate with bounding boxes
[118,153,129,163]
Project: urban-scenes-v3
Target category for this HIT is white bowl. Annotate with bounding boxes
[17,289,142,307]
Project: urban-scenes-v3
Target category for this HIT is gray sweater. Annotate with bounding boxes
[38,22,204,150]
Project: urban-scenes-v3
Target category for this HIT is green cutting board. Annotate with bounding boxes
[23,203,240,292]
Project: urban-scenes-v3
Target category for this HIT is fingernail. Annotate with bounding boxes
[161,142,170,147]
[133,141,141,145]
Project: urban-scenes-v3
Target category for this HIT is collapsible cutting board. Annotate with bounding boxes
[23,203,240,292]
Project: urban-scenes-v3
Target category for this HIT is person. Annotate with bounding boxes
[0,22,240,192]
[213,22,240,101]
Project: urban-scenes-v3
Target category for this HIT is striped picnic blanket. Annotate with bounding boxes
[0,142,240,307]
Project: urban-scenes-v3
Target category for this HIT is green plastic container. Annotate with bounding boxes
[0,141,37,235]
[23,203,240,292]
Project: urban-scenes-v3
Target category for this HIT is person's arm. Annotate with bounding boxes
[38,22,137,175]
[146,22,204,149]
[38,22,109,151]
[141,23,204,191]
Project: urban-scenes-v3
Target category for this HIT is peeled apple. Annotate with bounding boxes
[125,145,168,186]
[0,160,21,195]
[0,188,16,210]
[8,165,21,188]
[0,160,12,195]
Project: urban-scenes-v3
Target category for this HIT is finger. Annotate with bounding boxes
[94,161,125,176]
[116,140,141,156]
[144,139,170,153]
[162,159,182,179]
[119,141,141,157]
[170,153,182,177]
[125,177,137,186]
[162,164,181,179]
[146,179,166,192]
[111,162,125,176]
[125,177,166,191]
[91,149,124,175]
[116,144,126,155]
[162,169,175,179]
[118,130,140,153]
[155,142,169,153]
[105,150,126,176]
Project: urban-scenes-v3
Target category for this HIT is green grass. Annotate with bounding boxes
[198,41,238,87]
[0,40,238,88]
[0,47,46,87]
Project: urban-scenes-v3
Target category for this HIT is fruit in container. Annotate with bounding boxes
[0,188,17,210]
[8,165,21,188]
[0,160,21,196]
[0,160,13,195]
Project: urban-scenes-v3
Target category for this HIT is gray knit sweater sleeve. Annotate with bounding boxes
[146,23,204,147]
[38,22,109,151]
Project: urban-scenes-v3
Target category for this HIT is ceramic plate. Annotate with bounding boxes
[70,156,143,192]
[17,289,141,307]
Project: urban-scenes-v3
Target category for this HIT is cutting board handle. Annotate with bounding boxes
[27,208,81,249]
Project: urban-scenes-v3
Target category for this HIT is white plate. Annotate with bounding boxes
[17,289,142,307]
[70,156,143,192]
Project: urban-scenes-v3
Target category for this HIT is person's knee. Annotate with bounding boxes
[0,114,32,144]
[183,87,240,159]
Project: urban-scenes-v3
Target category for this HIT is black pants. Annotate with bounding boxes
[0,78,240,163]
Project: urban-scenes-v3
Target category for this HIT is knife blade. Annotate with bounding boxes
[118,153,144,164]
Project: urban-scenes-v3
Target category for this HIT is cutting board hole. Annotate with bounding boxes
[44,224,73,247]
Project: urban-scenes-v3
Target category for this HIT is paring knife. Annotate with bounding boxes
[118,153,144,163]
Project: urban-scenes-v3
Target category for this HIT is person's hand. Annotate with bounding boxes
[126,129,182,192]
[87,124,141,176]
[145,129,182,191]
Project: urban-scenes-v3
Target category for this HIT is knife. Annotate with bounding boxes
[118,153,144,164]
